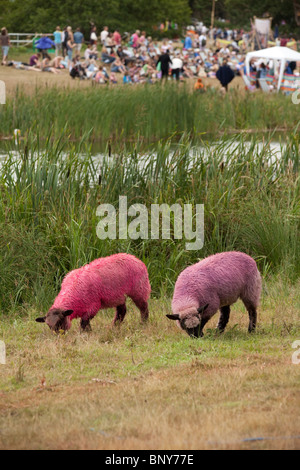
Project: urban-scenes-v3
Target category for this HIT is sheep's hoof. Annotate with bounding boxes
[80,320,92,332]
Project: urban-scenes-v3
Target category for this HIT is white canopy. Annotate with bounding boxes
[245,46,300,91]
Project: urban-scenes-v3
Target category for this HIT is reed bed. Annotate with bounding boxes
[0,83,299,142]
[0,132,299,314]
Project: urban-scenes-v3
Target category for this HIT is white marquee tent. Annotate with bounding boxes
[245,46,300,91]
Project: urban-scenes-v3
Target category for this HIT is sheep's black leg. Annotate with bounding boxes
[217,305,230,332]
[241,297,258,333]
[248,306,257,333]
[80,318,92,332]
[131,297,149,322]
[198,316,210,337]
[113,303,127,325]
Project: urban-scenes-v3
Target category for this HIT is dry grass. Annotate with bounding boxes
[0,281,299,450]
[0,62,245,98]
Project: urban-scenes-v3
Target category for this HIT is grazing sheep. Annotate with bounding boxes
[36,253,151,332]
[167,251,261,337]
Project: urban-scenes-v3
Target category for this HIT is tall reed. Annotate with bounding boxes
[0,84,299,142]
[0,132,299,312]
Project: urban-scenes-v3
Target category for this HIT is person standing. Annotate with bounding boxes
[171,54,183,81]
[0,27,11,65]
[156,49,172,80]
[53,26,62,57]
[199,32,206,50]
[66,36,76,66]
[100,26,109,45]
[113,29,121,46]
[35,34,55,59]
[90,26,98,44]
[62,27,69,57]
[73,28,84,54]
[184,33,192,49]
[131,30,140,49]
[216,59,235,91]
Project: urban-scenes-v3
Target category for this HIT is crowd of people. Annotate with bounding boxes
[1,23,299,92]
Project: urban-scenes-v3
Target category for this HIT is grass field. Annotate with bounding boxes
[0,280,299,450]
[0,67,299,449]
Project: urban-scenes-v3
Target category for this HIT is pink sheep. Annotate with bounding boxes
[167,251,261,337]
[36,253,151,332]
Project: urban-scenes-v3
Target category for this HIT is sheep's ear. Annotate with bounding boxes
[197,304,209,315]
[36,316,46,323]
[63,310,74,317]
[166,314,180,321]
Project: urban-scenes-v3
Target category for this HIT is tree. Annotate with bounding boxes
[0,0,191,34]
[188,0,295,30]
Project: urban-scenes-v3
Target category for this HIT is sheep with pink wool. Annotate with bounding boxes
[167,251,261,338]
[36,253,151,333]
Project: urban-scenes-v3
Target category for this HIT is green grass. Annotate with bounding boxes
[0,132,299,314]
[0,284,299,449]
[1,83,299,142]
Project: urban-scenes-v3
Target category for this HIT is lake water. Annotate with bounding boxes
[0,139,287,165]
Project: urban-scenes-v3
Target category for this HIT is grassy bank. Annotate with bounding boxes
[1,83,299,142]
[0,133,299,314]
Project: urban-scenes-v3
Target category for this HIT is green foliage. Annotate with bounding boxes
[0,0,191,35]
[0,0,294,34]
[1,85,299,142]
[189,0,295,31]
[0,130,299,313]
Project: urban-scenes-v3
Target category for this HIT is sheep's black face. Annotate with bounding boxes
[166,314,201,336]
[166,304,209,338]
[36,309,73,333]
[186,325,203,338]
[180,317,202,338]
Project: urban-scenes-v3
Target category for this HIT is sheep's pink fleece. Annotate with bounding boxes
[51,253,151,322]
[172,251,261,318]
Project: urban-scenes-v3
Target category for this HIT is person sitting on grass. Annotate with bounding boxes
[50,56,65,69]
[123,71,132,84]
[84,42,98,60]
[29,52,41,67]
[101,45,116,64]
[110,56,126,73]
[41,57,61,74]
[70,55,87,79]
[94,66,108,84]
[194,77,206,92]
[109,72,118,84]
